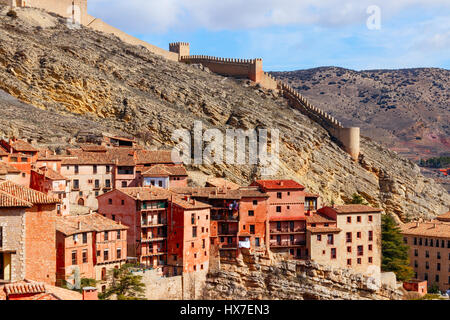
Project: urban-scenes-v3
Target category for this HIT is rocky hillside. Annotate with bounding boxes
[0,6,448,221]
[271,67,450,162]
[203,252,403,300]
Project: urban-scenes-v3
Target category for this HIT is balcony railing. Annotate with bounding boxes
[141,237,166,242]
[270,228,306,234]
[218,231,238,236]
[220,243,238,250]
[141,219,167,226]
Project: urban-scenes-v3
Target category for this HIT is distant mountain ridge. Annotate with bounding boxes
[271,67,450,161]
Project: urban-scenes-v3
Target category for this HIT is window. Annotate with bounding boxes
[253,200,258,206]
[357,245,364,256]
[202,239,206,249]
[276,222,281,231]
[424,273,428,281]
[414,249,418,257]
[82,233,87,244]
[331,248,337,259]
[106,165,111,173]
[73,234,79,243]
[357,232,362,239]
[74,165,79,174]
[104,250,109,261]
[122,181,127,188]
[255,238,260,247]
[414,260,418,268]
[72,251,77,265]
[368,215,373,222]
[317,235,322,241]
[347,259,352,266]
[425,261,429,270]
[73,180,79,190]
[82,250,88,263]
[97,250,100,257]
[248,210,254,217]
[276,206,282,213]
[191,213,195,225]
[121,200,125,205]
[347,217,351,223]
[327,234,334,245]
[437,263,441,271]
[425,251,429,258]
[250,225,255,235]
[104,231,109,241]
[94,180,100,189]
[108,198,113,205]
[430,239,434,247]
[117,230,121,240]
[346,232,352,243]
[425,238,428,246]
[403,237,408,244]
[347,246,352,253]
[368,231,373,242]
[93,165,97,174]
[357,216,361,223]
[192,227,197,238]
[112,215,116,221]
[117,248,122,259]
[419,238,422,246]
[158,181,163,187]
[105,179,111,188]
[369,244,373,251]
[414,237,417,245]
[368,257,373,264]
[357,258,362,265]
[277,192,282,199]
[437,252,441,259]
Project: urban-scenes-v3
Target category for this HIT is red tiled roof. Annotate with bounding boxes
[305,192,320,198]
[0,180,60,205]
[79,144,108,152]
[4,282,46,295]
[251,180,305,190]
[56,213,128,236]
[307,227,342,234]
[142,164,187,177]
[10,139,38,152]
[116,187,170,201]
[321,205,383,214]
[37,149,62,161]
[136,150,181,165]
[437,211,450,222]
[306,212,335,224]
[0,161,21,175]
[0,190,33,208]
[35,167,67,181]
[171,194,211,210]
[400,221,450,239]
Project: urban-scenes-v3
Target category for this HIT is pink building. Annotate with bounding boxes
[251,180,308,259]
[141,164,188,189]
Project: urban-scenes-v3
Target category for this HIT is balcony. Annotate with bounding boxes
[141,251,167,257]
[219,243,238,250]
[141,219,167,227]
[212,215,239,222]
[270,228,306,235]
[218,231,238,236]
[271,241,306,248]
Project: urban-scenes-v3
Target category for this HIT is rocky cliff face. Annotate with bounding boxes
[0,7,448,221]
[203,252,403,300]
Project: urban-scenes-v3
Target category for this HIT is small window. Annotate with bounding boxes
[368,257,373,264]
[357,216,362,223]
[121,200,125,205]
[331,248,337,259]
[277,192,282,199]
[317,235,322,241]
[72,251,77,265]
[347,259,352,266]
[104,231,109,241]
[82,250,88,264]
[104,250,109,261]
[276,206,282,213]
[248,210,254,217]
[117,230,121,239]
[253,200,258,206]
[250,225,255,235]
[108,199,113,205]
[368,215,373,222]
[357,232,361,239]
[117,248,122,259]
[112,215,116,221]
[82,233,87,244]
[347,217,351,223]
[122,181,127,188]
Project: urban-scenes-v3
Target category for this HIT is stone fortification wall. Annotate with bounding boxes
[180,55,263,82]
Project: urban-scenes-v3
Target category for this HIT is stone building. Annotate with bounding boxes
[308,205,383,276]
[0,180,59,285]
[55,213,128,292]
[400,211,450,292]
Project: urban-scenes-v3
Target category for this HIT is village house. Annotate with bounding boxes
[0,180,60,285]
[400,211,450,292]
[97,187,170,268]
[0,139,37,187]
[166,194,211,276]
[141,164,188,189]
[250,180,308,260]
[0,280,93,300]
[0,162,26,186]
[55,213,128,293]
[30,167,71,216]
[308,205,383,276]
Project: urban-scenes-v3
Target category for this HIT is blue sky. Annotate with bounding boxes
[89,0,450,72]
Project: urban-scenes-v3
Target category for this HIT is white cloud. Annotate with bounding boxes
[89,0,450,33]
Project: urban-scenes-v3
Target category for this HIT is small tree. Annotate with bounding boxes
[348,193,368,205]
[381,214,414,282]
[101,264,146,300]
[428,283,440,294]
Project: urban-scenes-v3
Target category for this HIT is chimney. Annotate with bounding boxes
[82,287,99,300]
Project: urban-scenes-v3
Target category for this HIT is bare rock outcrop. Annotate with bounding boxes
[0,6,448,222]
[203,252,403,300]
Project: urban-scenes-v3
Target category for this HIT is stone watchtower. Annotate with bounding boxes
[169,42,190,61]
